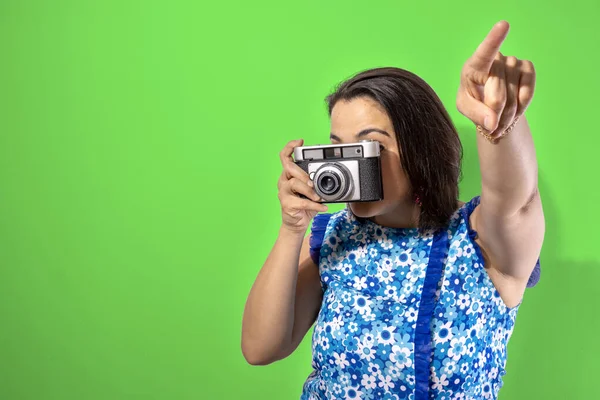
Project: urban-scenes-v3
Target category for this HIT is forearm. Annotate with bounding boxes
[241,226,305,363]
[477,116,539,216]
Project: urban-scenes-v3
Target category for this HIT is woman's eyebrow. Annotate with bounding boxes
[330,128,391,141]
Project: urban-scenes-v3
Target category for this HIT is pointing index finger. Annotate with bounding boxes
[468,21,510,74]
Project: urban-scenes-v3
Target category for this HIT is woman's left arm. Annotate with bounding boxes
[456,21,545,283]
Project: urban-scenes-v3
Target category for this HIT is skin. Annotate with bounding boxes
[329,97,421,229]
[456,21,543,309]
[241,20,544,365]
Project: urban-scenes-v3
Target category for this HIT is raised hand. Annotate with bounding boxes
[456,21,536,141]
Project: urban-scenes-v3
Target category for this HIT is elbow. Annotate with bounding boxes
[244,357,274,366]
[242,349,274,366]
[241,339,287,366]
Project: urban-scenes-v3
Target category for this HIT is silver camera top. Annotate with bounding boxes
[293,140,380,162]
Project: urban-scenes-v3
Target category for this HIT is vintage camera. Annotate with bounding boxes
[293,140,383,203]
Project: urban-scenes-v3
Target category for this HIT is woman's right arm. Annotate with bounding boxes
[241,139,328,366]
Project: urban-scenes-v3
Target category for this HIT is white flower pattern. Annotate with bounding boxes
[301,198,526,400]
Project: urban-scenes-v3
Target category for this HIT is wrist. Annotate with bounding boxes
[279,224,307,240]
[476,116,521,143]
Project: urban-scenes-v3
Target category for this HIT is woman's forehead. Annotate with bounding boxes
[330,98,394,140]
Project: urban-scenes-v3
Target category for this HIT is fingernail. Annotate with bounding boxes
[484,116,494,131]
[307,180,314,187]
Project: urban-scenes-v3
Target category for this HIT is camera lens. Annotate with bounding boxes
[322,176,335,191]
[318,173,340,195]
[312,162,354,202]
[313,163,354,202]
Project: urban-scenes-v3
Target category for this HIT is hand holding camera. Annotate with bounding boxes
[277,139,328,234]
[277,139,384,234]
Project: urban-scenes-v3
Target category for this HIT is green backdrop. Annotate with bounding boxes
[1,1,597,399]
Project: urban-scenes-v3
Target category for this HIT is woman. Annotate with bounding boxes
[242,20,544,399]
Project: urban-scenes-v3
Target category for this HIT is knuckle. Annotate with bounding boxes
[281,179,292,193]
[299,199,311,209]
[487,97,504,110]
[462,66,479,82]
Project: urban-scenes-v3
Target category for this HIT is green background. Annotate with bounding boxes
[0,0,597,399]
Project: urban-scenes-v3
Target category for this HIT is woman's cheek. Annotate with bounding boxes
[381,156,405,200]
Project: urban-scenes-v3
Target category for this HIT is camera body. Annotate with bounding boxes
[293,140,384,203]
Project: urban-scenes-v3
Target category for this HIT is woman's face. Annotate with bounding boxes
[330,96,413,219]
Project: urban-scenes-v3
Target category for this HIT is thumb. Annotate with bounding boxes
[457,92,499,131]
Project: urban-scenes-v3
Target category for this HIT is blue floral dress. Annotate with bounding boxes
[300,196,540,400]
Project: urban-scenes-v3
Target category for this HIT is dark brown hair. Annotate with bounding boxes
[326,67,463,231]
